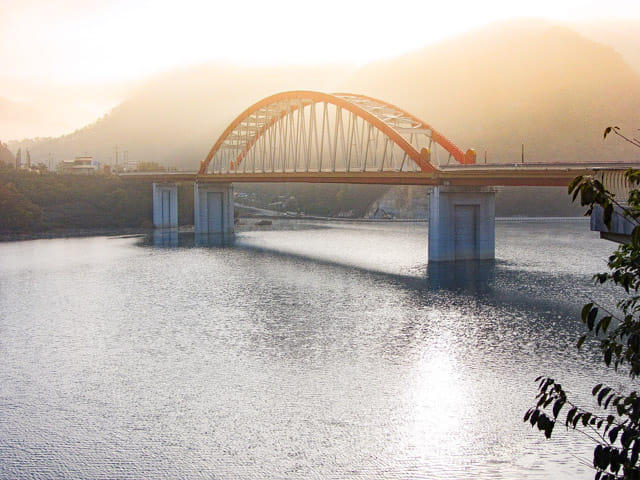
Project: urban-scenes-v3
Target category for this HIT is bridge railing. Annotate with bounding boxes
[596,169,634,203]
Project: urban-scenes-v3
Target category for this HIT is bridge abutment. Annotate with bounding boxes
[428,186,496,262]
[152,183,179,228]
[194,183,234,235]
[590,170,634,244]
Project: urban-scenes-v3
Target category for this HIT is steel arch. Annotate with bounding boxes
[198,91,475,175]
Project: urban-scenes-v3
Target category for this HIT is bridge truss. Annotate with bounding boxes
[198,91,476,176]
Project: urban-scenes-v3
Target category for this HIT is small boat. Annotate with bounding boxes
[255,220,272,226]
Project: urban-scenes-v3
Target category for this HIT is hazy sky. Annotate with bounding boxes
[3,0,640,89]
[2,0,640,139]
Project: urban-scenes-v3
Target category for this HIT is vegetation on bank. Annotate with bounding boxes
[0,166,390,233]
[526,130,640,479]
[0,162,588,235]
[236,183,390,218]
[0,163,154,232]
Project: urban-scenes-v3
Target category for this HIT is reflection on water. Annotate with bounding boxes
[0,220,620,480]
[152,229,179,247]
[427,260,497,292]
[151,230,235,248]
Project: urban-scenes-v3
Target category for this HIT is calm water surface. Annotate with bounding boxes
[0,220,624,479]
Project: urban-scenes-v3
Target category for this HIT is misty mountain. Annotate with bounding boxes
[0,96,42,143]
[8,20,640,170]
[0,82,137,141]
[573,20,640,74]
[340,20,640,164]
[8,64,353,169]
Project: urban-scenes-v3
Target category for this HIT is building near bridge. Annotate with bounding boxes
[58,156,98,175]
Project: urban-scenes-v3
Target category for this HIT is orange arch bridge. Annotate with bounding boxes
[198,91,476,176]
[144,91,623,261]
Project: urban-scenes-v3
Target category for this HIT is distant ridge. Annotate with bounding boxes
[572,19,640,74]
[9,20,640,169]
[341,20,640,164]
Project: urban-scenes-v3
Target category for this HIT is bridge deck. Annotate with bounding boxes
[121,162,639,187]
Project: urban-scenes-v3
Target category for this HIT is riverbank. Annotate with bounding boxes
[0,227,151,242]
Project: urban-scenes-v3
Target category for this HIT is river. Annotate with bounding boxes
[0,219,625,479]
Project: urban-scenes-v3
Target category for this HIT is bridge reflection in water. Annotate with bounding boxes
[149,227,496,293]
[427,260,496,292]
[150,231,235,248]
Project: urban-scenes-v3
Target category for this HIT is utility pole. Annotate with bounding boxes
[115,145,119,171]
[521,144,524,164]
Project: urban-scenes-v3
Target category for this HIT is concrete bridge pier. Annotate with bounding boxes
[590,170,635,244]
[194,183,234,235]
[152,183,179,228]
[428,186,496,262]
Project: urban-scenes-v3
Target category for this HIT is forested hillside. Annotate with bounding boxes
[0,141,15,166]
[0,165,156,232]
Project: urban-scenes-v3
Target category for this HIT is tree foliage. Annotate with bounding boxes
[0,181,42,231]
[525,128,640,479]
[0,163,156,231]
[0,141,15,166]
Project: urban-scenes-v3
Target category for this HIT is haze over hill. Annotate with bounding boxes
[7,20,640,169]
[573,19,640,73]
[8,64,353,169]
[341,20,640,164]
[0,82,131,141]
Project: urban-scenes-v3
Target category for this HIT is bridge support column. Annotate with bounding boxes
[194,183,234,235]
[152,183,178,228]
[428,186,496,262]
[590,171,634,244]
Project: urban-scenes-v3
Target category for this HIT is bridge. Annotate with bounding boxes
[122,90,638,261]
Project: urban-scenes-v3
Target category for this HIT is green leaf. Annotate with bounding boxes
[621,428,636,448]
[600,316,612,334]
[566,407,577,427]
[569,175,584,195]
[573,412,582,428]
[587,307,598,330]
[530,409,539,426]
[598,387,612,406]
[609,426,620,443]
[577,335,587,349]
[633,226,640,247]
[552,398,564,418]
[605,348,613,366]
[604,393,615,410]
[603,203,614,229]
